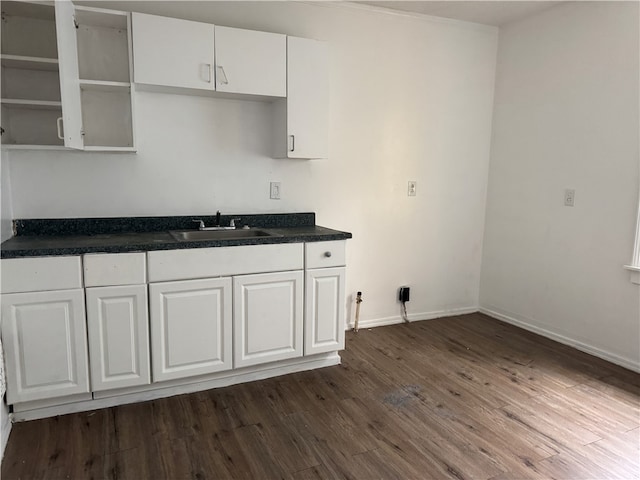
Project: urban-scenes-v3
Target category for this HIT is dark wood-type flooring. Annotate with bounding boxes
[2,313,639,479]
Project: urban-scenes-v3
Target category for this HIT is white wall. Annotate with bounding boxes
[481,1,640,370]
[6,2,498,326]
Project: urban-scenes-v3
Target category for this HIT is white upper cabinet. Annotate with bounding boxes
[55,1,135,151]
[131,14,286,98]
[54,0,84,149]
[132,13,215,91]
[214,26,285,97]
[1,1,65,148]
[1,1,134,151]
[274,36,329,159]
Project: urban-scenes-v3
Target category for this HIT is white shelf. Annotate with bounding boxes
[0,54,59,71]
[1,144,69,151]
[79,80,131,92]
[83,146,136,152]
[1,1,55,20]
[1,98,62,110]
[75,6,128,29]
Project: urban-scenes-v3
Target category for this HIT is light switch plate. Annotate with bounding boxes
[408,181,417,197]
[270,182,281,200]
[564,188,575,207]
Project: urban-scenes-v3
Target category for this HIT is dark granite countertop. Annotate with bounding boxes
[1,213,352,258]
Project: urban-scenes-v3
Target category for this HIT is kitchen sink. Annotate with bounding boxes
[169,229,280,242]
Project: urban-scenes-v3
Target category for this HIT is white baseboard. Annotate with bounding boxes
[346,306,479,330]
[479,306,640,374]
[12,352,341,422]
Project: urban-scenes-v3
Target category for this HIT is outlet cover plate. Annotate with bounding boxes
[270,182,281,200]
[564,188,575,207]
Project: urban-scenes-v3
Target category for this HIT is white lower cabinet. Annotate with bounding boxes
[233,271,304,368]
[149,277,233,382]
[1,240,347,417]
[85,285,150,391]
[305,267,346,355]
[0,289,89,404]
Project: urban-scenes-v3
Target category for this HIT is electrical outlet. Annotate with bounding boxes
[270,182,281,200]
[564,188,575,207]
[399,286,410,302]
[408,181,417,197]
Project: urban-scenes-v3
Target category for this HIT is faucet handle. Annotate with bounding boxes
[229,218,241,228]
[192,219,205,230]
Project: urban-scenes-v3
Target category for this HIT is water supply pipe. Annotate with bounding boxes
[353,291,363,332]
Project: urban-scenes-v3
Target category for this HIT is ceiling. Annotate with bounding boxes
[356,1,564,26]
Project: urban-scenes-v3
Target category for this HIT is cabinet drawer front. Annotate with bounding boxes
[1,256,83,294]
[83,252,147,287]
[305,241,346,269]
[148,243,304,282]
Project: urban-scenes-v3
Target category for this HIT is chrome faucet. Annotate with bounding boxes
[192,219,206,230]
[192,213,241,231]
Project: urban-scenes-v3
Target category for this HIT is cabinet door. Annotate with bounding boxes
[86,285,150,391]
[0,1,65,148]
[73,7,135,151]
[234,271,303,368]
[54,0,84,149]
[1,289,89,404]
[149,278,232,382]
[214,26,285,97]
[305,267,345,355]
[132,13,215,90]
[286,36,329,159]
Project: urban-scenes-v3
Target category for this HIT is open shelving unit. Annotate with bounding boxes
[1,1,136,151]
[72,5,135,150]
[1,1,65,148]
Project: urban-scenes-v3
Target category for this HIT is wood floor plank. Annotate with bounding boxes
[3,314,639,480]
[575,433,640,479]
[288,463,335,480]
[500,401,603,446]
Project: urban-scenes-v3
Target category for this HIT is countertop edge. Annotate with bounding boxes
[1,230,353,259]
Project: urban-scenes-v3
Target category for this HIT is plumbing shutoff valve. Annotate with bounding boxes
[399,287,410,303]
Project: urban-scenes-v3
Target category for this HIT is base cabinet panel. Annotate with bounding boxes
[1,289,89,404]
[305,267,346,355]
[0,240,347,418]
[233,271,303,368]
[149,278,232,382]
[86,285,150,391]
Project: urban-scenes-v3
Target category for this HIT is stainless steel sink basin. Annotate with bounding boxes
[169,229,279,242]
